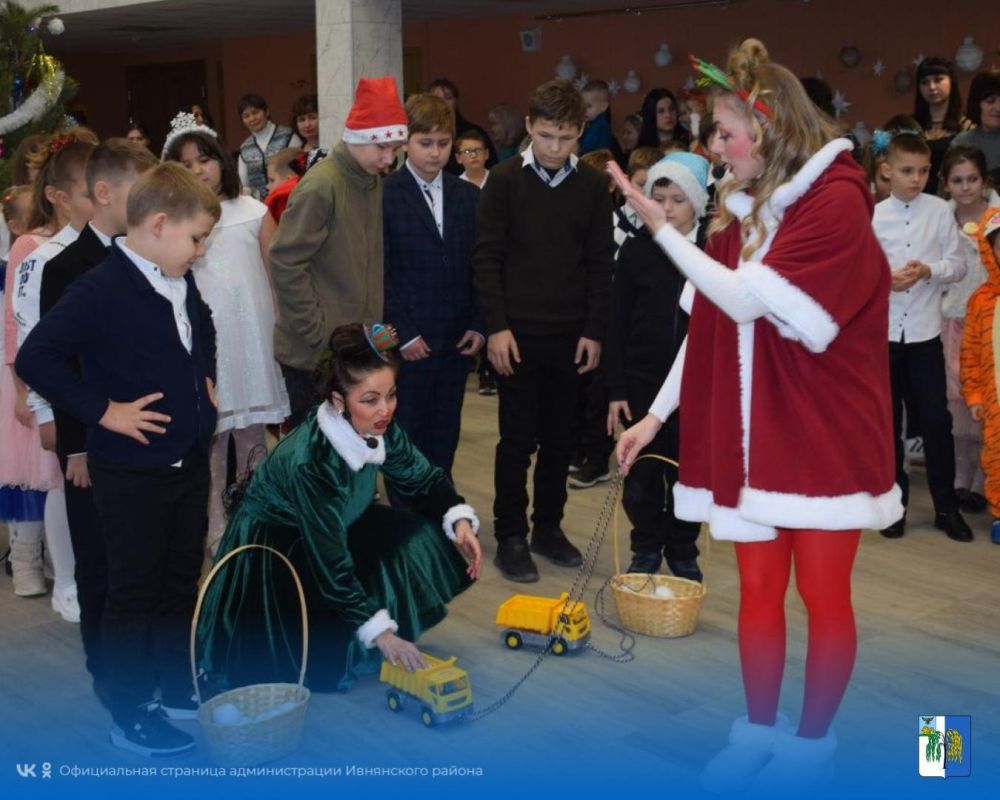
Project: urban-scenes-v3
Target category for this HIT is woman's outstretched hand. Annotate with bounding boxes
[375,631,428,672]
[616,413,663,476]
[606,161,668,234]
[454,520,483,579]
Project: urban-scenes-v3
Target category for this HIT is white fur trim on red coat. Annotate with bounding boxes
[357,609,399,649]
[674,481,903,541]
[442,503,479,542]
[740,260,840,354]
[740,484,903,531]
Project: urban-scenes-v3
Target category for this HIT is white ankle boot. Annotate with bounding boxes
[700,714,790,794]
[750,728,837,794]
[10,538,47,597]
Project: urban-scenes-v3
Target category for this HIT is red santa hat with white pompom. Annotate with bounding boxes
[341,76,408,144]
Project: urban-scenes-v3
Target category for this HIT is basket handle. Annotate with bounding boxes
[190,544,310,705]
[612,453,708,580]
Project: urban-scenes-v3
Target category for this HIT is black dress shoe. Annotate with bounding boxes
[957,489,988,514]
[494,537,539,582]
[667,558,704,583]
[880,516,906,538]
[935,511,974,542]
[530,526,583,567]
[626,550,662,574]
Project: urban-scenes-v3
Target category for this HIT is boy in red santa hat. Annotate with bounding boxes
[270,76,408,426]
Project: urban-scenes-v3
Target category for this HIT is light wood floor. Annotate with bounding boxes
[2,377,999,795]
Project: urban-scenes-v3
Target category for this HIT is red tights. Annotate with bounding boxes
[734,528,860,739]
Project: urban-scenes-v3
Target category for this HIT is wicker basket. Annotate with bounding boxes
[610,454,707,638]
[190,544,311,766]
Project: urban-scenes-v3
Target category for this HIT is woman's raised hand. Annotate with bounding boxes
[606,161,669,234]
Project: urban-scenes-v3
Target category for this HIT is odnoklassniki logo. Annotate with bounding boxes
[919,715,971,778]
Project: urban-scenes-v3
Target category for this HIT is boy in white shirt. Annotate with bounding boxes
[873,131,971,541]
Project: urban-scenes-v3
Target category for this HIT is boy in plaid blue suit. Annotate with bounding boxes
[383,93,484,478]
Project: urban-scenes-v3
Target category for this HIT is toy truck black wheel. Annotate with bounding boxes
[386,691,403,712]
[504,631,523,650]
[420,707,436,727]
[551,637,568,656]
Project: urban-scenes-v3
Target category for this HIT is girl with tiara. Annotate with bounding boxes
[198,323,481,691]
[611,39,899,791]
[164,114,290,556]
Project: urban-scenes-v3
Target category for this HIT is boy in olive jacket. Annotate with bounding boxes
[271,76,407,425]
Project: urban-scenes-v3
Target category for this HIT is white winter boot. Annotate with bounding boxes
[10,536,47,597]
[750,727,837,795]
[700,714,790,794]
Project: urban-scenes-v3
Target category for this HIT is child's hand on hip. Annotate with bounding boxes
[98,393,170,445]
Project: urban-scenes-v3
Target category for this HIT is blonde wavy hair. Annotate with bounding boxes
[709,39,841,259]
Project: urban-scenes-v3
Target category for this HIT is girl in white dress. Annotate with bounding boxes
[164,118,289,553]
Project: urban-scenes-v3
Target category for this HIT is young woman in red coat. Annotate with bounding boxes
[611,39,902,792]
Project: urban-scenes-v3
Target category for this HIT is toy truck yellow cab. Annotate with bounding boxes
[379,653,473,727]
[495,592,591,655]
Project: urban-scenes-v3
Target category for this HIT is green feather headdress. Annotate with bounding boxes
[689,54,773,118]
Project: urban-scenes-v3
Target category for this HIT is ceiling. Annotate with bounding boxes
[45,0,730,53]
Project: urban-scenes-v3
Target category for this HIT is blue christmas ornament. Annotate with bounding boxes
[12,74,24,108]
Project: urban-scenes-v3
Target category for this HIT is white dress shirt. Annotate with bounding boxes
[118,240,192,353]
[873,192,964,344]
[405,159,444,237]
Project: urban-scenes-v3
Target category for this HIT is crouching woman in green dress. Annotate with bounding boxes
[198,323,482,692]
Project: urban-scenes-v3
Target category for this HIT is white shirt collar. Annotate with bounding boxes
[118,239,167,281]
[316,401,386,472]
[88,221,114,248]
[887,192,923,210]
[404,159,443,191]
[253,120,277,148]
[521,145,579,172]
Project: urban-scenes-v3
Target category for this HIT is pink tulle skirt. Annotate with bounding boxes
[0,360,63,491]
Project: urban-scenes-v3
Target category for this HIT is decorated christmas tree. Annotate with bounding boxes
[0,1,77,187]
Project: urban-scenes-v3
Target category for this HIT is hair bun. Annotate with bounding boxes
[728,38,770,92]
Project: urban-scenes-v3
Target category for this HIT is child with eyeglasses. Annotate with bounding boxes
[455,129,490,188]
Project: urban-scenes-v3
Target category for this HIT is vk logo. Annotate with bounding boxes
[16,763,37,778]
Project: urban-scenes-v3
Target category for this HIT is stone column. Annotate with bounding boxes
[315,0,403,150]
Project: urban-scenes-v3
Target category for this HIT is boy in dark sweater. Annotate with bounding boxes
[605,153,710,580]
[37,138,158,710]
[473,78,614,582]
[16,163,221,757]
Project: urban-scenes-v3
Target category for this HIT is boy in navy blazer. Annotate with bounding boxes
[383,93,484,478]
[16,163,221,758]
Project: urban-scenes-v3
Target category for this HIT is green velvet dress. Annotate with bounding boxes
[198,405,474,692]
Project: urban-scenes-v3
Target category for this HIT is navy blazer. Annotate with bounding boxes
[16,243,218,469]
[382,167,484,351]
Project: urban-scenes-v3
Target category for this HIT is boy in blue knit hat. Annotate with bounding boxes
[604,151,709,578]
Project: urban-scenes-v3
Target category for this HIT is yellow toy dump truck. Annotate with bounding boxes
[379,653,473,727]
[495,592,591,655]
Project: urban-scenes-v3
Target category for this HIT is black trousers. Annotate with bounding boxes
[280,363,316,430]
[571,365,614,467]
[59,457,108,704]
[621,376,700,559]
[889,337,958,513]
[493,333,581,540]
[388,352,468,509]
[89,450,209,725]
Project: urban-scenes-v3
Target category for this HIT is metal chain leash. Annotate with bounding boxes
[467,473,634,721]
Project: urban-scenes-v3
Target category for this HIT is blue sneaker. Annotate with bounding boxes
[991,519,1000,545]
